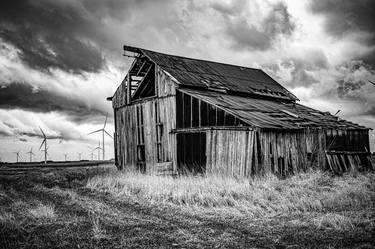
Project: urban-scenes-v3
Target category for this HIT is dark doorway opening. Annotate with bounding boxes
[177,132,206,174]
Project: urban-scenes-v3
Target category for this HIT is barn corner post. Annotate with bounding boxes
[109,44,372,177]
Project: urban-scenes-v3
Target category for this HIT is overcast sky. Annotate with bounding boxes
[0,0,374,162]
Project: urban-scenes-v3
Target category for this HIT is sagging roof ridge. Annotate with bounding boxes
[123,45,299,101]
[124,45,265,73]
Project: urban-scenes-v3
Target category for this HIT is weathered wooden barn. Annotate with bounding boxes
[108,45,372,176]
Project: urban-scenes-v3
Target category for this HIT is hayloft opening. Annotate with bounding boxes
[127,55,156,102]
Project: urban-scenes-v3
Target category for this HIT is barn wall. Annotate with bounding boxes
[206,129,256,177]
[156,65,176,97]
[114,67,177,173]
[205,129,326,177]
[305,128,327,170]
[259,131,308,175]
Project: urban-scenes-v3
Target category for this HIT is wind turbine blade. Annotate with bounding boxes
[103,113,108,129]
[39,127,46,138]
[88,129,102,135]
[39,139,46,150]
[104,130,113,139]
[369,80,375,86]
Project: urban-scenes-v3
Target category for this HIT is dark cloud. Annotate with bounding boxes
[0,83,105,120]
[263,2,295,37]
[80,0,149,21]
[0,0,183,71]
[310,0,375,41]
[322,60,375,117]
[337,79,365,99]
[226,19,271,51]
[336,61,375,100]
[221,2,295,51]
[263,49,329,87]
[0,0,107,73]
[20,131,62,140]
[362,106,375,116]
[309,0,375,67]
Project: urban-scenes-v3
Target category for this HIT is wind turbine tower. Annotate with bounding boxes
[93,141,102,161]
[13,150,21,163]
[39,127,48,164]
[64,153,68,161]
[78,153,82,161]
[27,147,35,162]
[88,113,113,160]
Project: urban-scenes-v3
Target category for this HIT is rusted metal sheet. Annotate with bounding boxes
[179,88,368,130]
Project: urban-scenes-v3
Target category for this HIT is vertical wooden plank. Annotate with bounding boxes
[212,130,217,174]
[243,131,249,177]
[206,130,211,174]
[248,131,254,177]
[253,132,259,175]
[272,132,278,175]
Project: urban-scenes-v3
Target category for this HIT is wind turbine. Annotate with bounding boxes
[78,152,82,161]
[64,153,68,161]
[39,127,48,164]
[26,147,35,162]
[88,113,113,160]
[13,150,21,163]
[93,141,102,161]
[90,151,94,161]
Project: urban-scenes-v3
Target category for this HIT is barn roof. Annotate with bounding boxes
[124,45,298,101]
[120,45,368,130]
[179,88,368,130]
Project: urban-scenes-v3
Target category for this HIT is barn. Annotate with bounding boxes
[108,45,372,177]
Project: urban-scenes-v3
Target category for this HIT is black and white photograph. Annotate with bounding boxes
[0,0,374,248]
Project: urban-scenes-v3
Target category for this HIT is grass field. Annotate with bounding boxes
[0,165,374,248]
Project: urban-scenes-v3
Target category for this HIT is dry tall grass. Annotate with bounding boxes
[86,170,375,219]
[28,203,56,219]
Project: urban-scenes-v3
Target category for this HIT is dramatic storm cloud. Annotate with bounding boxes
[219,1,296,51]
[0,0,374,162]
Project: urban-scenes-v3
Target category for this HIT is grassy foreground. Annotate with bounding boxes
[0,166,374,248]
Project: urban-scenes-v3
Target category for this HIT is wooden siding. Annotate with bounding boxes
[259,131,308,175]
[305,128,327,170]
[205,129,332,177]
[206,129,256,177]
[113,78,127,109]
[114,66,177,173]
[156,65,176,97]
